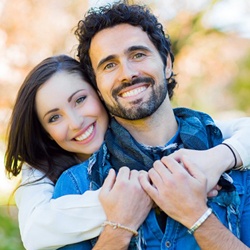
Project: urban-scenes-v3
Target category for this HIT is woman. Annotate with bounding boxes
[5,55,109,249]
[5,55,250,249]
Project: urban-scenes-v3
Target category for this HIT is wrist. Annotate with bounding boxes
[102,220,138,237]
[221,143,237,170]
[96,224,133,249]
[214,144,236,172]
[181,206,208,229]
[188,208,213,234]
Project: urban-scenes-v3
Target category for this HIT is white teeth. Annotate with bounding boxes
[75,125,94,141]
[121,86,147,97]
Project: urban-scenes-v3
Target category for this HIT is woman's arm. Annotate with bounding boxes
[215,117,250,169]
[16,165,105,250]
[170,117,250,193]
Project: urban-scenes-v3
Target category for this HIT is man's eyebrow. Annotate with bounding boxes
[96,46,152,70]
[97,55,116,70]
[127,45,152,53]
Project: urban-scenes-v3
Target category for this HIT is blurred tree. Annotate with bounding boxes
[157,1,250,117]
[230,49,250,114]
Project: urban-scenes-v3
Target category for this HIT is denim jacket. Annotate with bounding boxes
[54,109,250,249]
[54,159,250,249]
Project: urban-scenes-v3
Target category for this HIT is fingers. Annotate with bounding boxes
[140,158,185,199]
[207,184,221,197]
[116,166,130,181]
[181,155,206,184]
[168,148,185,162]
[161,155,205,182]
[139,171,158,200]
[160,156,186,174]
[100,169,116,196]
[129,169,140,183]
[207,189,218,197]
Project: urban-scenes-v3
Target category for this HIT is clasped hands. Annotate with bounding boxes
[99,149,221,231]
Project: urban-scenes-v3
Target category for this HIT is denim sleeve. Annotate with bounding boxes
[239,171,250,246]
[53,163,90,198]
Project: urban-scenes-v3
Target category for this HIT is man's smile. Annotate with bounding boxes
[120,85,148,98]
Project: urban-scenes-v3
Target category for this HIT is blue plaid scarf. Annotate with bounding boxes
[88,107,228,189]
[105,107,223,172]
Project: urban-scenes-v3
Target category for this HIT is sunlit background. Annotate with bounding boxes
[0,0,249,248]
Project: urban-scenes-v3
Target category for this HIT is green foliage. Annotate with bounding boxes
[167,0,219,55]
[0,208,24,250]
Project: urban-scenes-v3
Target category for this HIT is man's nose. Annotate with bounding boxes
[118,61,139,83]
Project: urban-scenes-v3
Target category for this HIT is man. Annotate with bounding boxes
[54,2,250,249]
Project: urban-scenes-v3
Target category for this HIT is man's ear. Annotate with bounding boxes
[165,54,172,79]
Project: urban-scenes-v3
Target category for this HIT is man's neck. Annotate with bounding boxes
[114,100,178,147]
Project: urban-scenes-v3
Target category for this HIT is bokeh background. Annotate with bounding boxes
[0,0,249,249]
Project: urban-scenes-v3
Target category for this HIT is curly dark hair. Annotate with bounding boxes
[75,1,177,99]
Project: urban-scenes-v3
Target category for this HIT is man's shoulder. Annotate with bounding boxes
[174,107,214,123]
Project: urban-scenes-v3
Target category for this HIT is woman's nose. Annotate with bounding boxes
[68,112,84,130]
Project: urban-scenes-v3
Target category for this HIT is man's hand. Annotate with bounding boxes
[139,155,208,229]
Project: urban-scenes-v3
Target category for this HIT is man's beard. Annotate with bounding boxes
[105,77,168,120]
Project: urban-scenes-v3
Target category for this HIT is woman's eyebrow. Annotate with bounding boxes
[43,89,85,119]
[68,89,84,102]
[43,108,59,119]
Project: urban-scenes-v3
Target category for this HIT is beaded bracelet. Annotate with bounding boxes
[102,221,138,236]
[188,208,212,234]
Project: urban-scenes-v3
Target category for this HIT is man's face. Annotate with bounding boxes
[89,24,171,120]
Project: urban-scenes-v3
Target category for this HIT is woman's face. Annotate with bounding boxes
[35,71,109,161]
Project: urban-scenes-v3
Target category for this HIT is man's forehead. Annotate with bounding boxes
[89,24,153,60]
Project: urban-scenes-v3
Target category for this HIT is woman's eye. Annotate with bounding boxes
[104,62,116,70]
[49,114,60,123]
[76,96,86,105]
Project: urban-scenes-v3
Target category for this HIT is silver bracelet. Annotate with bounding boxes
[188,208,213,234]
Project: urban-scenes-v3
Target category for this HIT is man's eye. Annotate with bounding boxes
[76,96,86,105]
[104,62,116,70]
[133,53,145,59]
[49,114,60,123]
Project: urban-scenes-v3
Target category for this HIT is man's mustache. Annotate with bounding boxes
[112,77,154,97]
